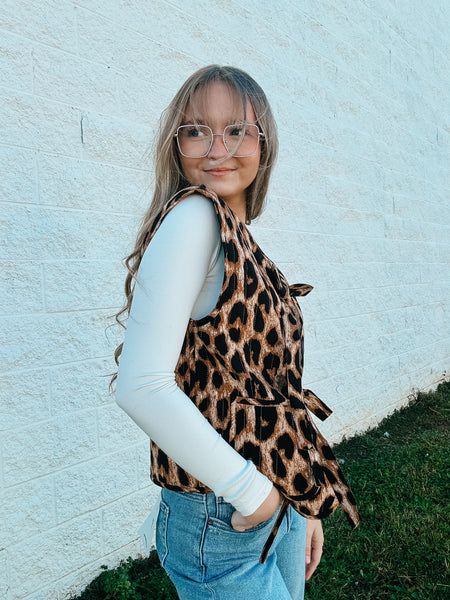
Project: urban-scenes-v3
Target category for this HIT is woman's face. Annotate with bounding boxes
[178,81,261,218]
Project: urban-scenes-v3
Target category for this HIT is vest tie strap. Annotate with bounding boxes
[302,389,333,421]
[289,283,314,297]
[259,497,290,564]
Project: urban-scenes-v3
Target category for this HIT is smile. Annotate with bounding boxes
[204,168,235,176]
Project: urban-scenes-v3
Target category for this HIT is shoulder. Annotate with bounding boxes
[143,193,221,268]
[156,193,220,246]
[165,193,218,228]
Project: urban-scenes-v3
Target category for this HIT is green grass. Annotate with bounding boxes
[71,381,450,600]
[70,554,177,600]
[307,380,450,600]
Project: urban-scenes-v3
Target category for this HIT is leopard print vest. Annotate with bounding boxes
[144,185,360,554]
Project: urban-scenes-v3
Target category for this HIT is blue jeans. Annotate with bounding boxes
[156,489,307,600]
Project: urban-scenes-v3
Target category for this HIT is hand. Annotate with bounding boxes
[231,486,282,531]
[305,519,324,580]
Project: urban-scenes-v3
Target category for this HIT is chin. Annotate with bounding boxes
[202,180,238,198]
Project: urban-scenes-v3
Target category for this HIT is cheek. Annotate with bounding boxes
[246,154,261,181]
[179,158,198,182]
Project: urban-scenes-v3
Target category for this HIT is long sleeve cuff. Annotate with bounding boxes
[214,459,273,516]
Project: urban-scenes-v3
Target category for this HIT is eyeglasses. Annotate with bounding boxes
[174,123,264,158]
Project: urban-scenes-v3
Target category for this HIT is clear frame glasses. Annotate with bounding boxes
[174,123,264,158]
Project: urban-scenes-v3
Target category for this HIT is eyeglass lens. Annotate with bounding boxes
[177,124,260,158]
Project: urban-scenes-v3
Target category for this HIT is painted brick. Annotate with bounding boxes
[7,512,102,599]
[0,146,37,205]
[78,109,153,169]
[97,403,147,454]
[259,195,385,238]
[0,311,114,373]
[115,71,169,127]
[307,312,374,351]
[86,0,254,53]
[137,4,254,65]
[0,549,8,599]
[31,43,118,114]
[19,583,60,600]
[253,227,385,266]
[1,204,137,261]
[75,0,163,30]
[136,442,152,490]
[2,410,98,485]
[50,358,114,415]
[0,92,80,155]
[0,30,33,93]
[0,261,43,315]
[1,476,56,547]
[44,260,124,312]
[0,0,77,52]
[53,449,138,523]
[37,153,150,214]
[76,8,200,90]
[0,369,50,430]
[101,487,152,554]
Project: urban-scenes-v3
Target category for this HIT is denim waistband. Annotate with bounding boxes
[161,488,227,510]
[160,487,290,563]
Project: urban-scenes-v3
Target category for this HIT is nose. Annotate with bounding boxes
[207,133,228,159]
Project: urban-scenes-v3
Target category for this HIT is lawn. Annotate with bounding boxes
[71,380,449,600]
[306,380,449,600]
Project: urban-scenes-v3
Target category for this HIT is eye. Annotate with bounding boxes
[228,124,245,137]
[180,125,209,138]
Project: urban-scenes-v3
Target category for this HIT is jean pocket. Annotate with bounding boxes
[155,499,170,567]
[209,505,280,536]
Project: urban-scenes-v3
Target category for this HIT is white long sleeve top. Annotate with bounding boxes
[115,194,272,516]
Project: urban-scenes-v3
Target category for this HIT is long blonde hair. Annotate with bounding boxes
[111,65,278,386]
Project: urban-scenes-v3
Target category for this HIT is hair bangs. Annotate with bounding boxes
[184,80,248,128]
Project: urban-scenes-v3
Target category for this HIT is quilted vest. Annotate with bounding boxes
[144,185,360,558]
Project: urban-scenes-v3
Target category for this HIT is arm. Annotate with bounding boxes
[115,194,274,516]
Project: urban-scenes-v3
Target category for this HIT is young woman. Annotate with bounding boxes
[113,65,358,600]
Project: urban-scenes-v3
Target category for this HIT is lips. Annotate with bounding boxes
[204,168,235,176]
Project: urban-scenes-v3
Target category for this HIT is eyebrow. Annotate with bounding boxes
[180,118,254,126]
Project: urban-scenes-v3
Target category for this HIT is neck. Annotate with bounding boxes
[223,196,246,224]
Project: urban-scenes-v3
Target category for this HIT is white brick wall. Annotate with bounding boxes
[1,1,449,598]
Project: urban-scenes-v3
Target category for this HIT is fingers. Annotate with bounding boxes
[305,523,313,567]
[231,486,282,531]
[305,519,324,581]
[231,510,249,531]
[305,537,323,580]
